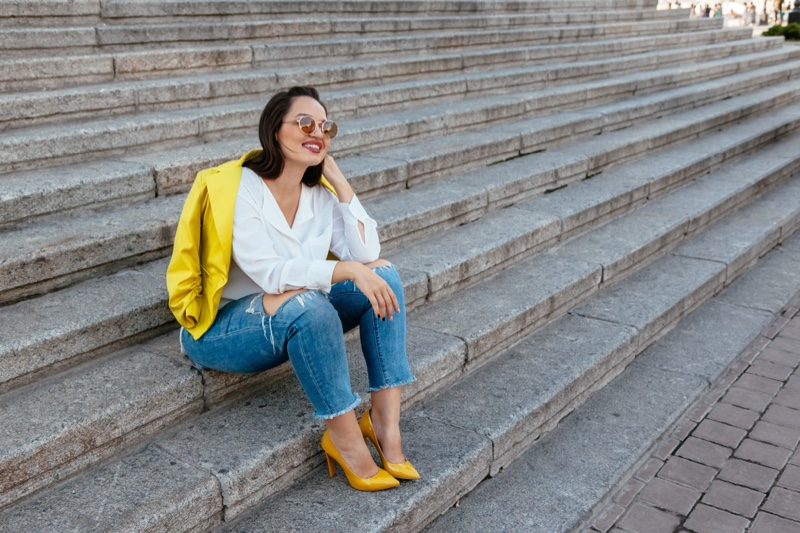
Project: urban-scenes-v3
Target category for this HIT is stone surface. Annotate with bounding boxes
[0,258,172,387]
[572,255,727,345]
[0,445,222,533]
[0,349,202,507]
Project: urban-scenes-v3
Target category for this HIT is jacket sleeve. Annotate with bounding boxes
[166,177,207,329]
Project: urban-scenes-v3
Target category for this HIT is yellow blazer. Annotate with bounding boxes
[166,150,335,340]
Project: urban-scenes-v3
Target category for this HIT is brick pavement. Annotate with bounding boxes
[587,295,800,533]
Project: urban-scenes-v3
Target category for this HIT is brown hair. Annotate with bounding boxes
[243,86,326,187]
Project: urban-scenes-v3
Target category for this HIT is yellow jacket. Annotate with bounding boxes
[166,150,334,340]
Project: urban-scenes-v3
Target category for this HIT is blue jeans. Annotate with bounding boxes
[180,265,415,419]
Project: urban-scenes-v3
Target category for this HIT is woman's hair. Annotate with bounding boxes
[243,86,327,187]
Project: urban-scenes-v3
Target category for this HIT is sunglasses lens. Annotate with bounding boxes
[322,121,338,139]
[297,116,316,134]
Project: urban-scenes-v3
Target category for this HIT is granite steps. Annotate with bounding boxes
[0,16,717,92]
[0,8,681,55]
[2,103,800,515]
[3,70,800,310]
[0,38,790,220]
[0,26,757,129]
[2,126,799,531]
[0,25,754,167]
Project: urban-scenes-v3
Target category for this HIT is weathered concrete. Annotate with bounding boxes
[0,445,222,533]
[0,349,203,508]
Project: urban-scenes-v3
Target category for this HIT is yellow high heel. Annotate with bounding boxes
[359,409,420,480]
[321,429,399,491]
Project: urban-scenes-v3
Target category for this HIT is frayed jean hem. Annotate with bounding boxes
[366,375,416,393]
[314,394,362,420]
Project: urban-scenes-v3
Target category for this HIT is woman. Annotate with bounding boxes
[166,86,417,491]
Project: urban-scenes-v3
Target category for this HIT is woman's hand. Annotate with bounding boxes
[323,155,354,203]
[333,261,400,320]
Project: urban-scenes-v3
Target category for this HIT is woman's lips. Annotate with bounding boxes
[302,141,323,153]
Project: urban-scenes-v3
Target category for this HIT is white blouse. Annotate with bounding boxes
[221,167,380,303]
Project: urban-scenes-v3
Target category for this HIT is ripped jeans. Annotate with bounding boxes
[180,265,415,419]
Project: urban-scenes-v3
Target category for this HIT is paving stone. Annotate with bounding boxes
[692,419,747,449]
[763,404,800,429]
[615,478,646,507]
[735,372,783,396]
[750,512,800,533]
[721,386,773,413]
[775,387,800,410]
[747,360,794,382]
[734,438,792,470]
[760,347,800,370]
[676,437,732,469]
[684,503,750,533]
[634,457,664,483]
[770,336,800,354]
[701,479,764,518]
[717,458,778,493]
[707,403,760,430]
[658,456,718,491]
[777,464,800,492]
[763,487,800,522]
[592,503,626,533]
[617,503,680,533]
[750,420,800,450]
[638,477,701,516]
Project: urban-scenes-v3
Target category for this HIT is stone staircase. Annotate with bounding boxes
[2,1,800,531]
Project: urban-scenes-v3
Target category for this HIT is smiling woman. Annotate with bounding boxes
[166,87,418,492]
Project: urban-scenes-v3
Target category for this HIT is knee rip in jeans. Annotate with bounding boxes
[245,293,274,353]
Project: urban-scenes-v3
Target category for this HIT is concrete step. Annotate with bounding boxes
[2,148,797,531]
[2,117,799,512]
[0,9,680,53]
[0,17,721,91]
[212,175,800,533]
[0,41,787,182]
[3,76,799,309]
[0,27,761,129]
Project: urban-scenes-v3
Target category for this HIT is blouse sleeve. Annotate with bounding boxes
[231,189,337,294]
[329,193,381,263]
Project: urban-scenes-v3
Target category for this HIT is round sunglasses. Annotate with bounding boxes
[285,116,339,139]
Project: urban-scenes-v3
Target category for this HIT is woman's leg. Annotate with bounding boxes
[180,293,288,373]
[272,290,380,478]
[329,262,415,462]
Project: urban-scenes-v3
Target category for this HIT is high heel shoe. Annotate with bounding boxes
[321,429,399,491]
[359,409,420,480]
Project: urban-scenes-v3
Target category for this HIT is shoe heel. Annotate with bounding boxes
[325,452,336,478]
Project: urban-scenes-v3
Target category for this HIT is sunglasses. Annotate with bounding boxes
[286,116,339,139]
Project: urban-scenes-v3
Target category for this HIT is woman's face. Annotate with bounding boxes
[276,96,329,170]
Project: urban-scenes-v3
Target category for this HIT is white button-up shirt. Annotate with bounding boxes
[221,167,380,303]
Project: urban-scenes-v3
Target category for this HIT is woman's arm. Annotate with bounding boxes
[324,155,381,262]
